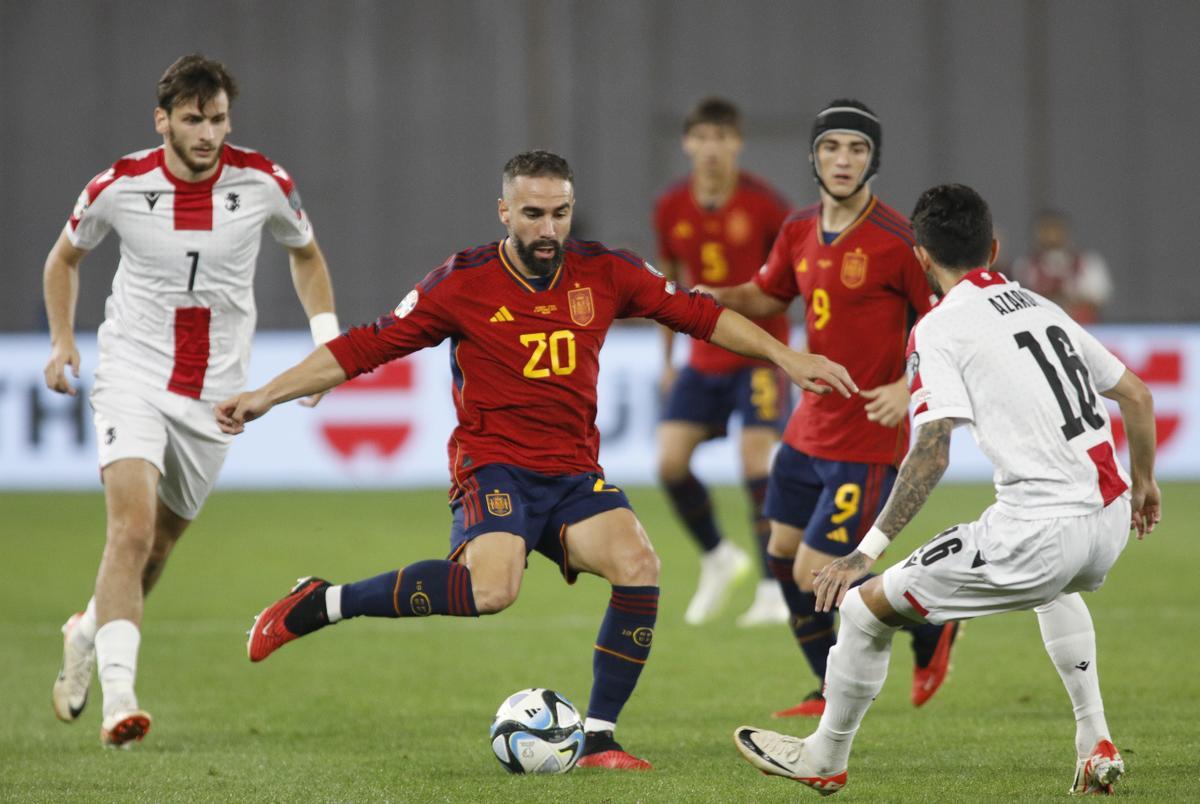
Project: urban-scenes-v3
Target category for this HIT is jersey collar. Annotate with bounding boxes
[157,146,226,193]
[818,195,876,248]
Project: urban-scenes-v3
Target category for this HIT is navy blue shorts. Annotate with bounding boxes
[447,463,632,583]
[661,365,790,436]
[763,444,897,557]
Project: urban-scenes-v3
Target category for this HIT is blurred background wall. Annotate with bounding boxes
[3,0,1196,332]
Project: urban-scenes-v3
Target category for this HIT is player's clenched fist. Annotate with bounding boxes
[44,343,81,396]
[215,390,274,434]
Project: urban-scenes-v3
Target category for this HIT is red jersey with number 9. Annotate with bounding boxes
[754,197,933,466]
[327,240,723,483]
[654,172,790,373]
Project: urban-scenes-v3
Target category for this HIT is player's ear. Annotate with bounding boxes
[497,197,509,226]
[912,245,932,270]
[988,238,1000,266]
[154,107,169,136]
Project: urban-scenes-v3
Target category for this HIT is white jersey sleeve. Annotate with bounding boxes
[65,168,120,250]
[908,332,973,428]
[261,162,314,248]
[1073,324,1126,392]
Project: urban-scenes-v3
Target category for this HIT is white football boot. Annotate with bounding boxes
[100,704,152,749]
[684,541,752,625]
[733,726,847,795]
[737,579,790,627]
[52,612,94,722]
[1070,738,1124,795]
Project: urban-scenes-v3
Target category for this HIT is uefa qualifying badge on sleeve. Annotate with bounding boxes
[394,288,419,319]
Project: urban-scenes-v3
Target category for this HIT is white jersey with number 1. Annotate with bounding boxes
[65,144,314,402]
[907,269,1130,520]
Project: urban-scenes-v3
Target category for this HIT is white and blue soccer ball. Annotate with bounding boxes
[489,688,585,774]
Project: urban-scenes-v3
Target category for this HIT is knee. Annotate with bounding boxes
[657,453,689,485]
[106,515,155,560]
[471,574,521,615]
[793,561,815,592]
[611,544,661,587]
[767,530,797,559]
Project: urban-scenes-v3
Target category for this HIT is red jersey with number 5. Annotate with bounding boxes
[327,240,723,482]
[754,197,932,465]
[65,145,313,401]
[654,172,790,372]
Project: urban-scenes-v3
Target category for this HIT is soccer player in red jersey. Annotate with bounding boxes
[703,100,958,718]
[654,98,794,627]
[218,151,855,770]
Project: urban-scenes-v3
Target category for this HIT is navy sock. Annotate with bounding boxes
[587,586,658,724]
[744,476,771,578]
[768,554,834,681]
[663,473,722,553]
[340,560,479,618]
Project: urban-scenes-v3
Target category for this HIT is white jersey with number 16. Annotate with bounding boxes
[906,269,1129,520]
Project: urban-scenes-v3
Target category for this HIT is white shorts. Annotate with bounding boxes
[882,498,1131,624]
[90,382,232,520]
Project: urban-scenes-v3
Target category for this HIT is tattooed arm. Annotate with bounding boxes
[812,417,954,612]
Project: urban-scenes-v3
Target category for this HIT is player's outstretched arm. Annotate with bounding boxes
[42,231,89,396]
[696,280,789,319]
[813,417,954,612]
[1101,369,1161,537]
[708,308,857,398]
[215,345,347,434]
[287,238,339,408]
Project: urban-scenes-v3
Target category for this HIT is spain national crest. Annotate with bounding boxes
[486,491,513,517]
[841,249,868,289]
[567,287,595,326]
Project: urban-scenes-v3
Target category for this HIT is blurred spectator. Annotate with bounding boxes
[1014,210,1113,323]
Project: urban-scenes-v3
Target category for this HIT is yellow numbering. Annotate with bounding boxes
[593,478,621,493]
[812,288,831,330]
[520,330,577,378]
[700,241,728,282]
[749,368,779,420]
[830,482,861,525]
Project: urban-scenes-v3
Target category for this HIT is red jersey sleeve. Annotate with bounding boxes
[753,220,801,302]
[613,250,722,340]
[325,269,457,379]
[892,245,935,316]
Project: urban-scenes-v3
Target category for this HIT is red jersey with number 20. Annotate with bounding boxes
[327,240,723,482]
[654,172,790,373]
[754,197,933,465]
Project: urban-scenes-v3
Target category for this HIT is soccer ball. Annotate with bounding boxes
[489,688,585,774]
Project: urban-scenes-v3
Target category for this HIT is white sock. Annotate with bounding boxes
[584,717,616,734]
[1036,593,1109,758]
[810,587,897,773]
[326,585,344,623]
[72,597,99,650]
[95,619,140,717]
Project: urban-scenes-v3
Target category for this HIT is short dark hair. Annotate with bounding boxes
[157,54,238,113]
[683,97,741,135]
[910,183,994,269]
[502,150,573,190]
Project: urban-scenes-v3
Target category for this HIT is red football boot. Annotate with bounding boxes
[575,730,653,770]
[247,576,332,662]
[911,621,960,707]
[773,689,825,718]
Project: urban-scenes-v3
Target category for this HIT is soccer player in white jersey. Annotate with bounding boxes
[733,183,1161,796]
[42,54,339,748]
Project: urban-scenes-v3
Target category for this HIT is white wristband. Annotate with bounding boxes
[309,312,340,345]
[857,526,891,560]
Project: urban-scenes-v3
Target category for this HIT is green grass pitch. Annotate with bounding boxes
[1,483,1196,802]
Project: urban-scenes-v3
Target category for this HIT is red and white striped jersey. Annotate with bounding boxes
[907,269,1130,519]
[65,144,314,401]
